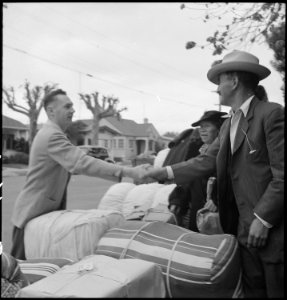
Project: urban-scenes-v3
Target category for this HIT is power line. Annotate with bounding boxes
[4,43,208,109]
[6,4,195,88]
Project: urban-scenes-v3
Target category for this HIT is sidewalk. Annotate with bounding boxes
[2,164,28,177]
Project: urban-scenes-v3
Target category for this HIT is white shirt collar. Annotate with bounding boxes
[230,95,254,118]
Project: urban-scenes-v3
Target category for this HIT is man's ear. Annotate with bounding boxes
[46,106,54,117]
[231,73,239,90]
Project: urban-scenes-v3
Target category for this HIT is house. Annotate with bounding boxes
[80,117,162,161]
[2,115,165,162]
[2,115,29,152]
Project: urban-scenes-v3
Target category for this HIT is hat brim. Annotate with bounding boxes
[191,112,227,127]
[207,62,271,84]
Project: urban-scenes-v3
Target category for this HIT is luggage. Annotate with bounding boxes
[1,252,29,298]
[98,182,135,212]
[17,254,166,298]
[24,209,125,261]
[18,257,74,284]
[95,221,243,298]
[142,203,177,224]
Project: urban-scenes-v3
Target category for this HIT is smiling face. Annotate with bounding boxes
[198,121,219,145]
[47,94,75,131]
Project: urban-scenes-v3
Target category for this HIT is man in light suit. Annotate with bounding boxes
[144,50,284,298]
[11,89,150,260]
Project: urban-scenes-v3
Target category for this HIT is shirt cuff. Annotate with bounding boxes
[166,166,174,180]
[254,213,273,228]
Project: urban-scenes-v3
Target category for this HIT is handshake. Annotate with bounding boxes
[122,164,169,183]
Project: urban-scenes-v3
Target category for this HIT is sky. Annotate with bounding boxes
[2,2,285,135]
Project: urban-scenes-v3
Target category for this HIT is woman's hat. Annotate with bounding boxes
[191,110,228,127]
[207,50,271,84]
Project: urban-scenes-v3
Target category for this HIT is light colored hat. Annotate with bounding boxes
[207,50,271,84]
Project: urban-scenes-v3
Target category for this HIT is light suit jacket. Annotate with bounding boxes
[12,120,123,229]
[171,97,284,263]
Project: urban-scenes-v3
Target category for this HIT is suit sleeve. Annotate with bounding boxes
[253,106,284,226]
[47,132,123,178]
[171,137,219,185]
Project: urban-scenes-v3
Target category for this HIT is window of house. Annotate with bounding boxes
[113,139,116,148]
[129,140,133,148]
[88,138,92,145]
[104,139,108,148]
[118,139,124,149]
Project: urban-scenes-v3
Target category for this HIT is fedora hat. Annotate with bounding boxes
[207,50,271,84]
[191,110,228,127]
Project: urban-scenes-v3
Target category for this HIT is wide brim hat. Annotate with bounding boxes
[207,50,271,84]
[191,110,228,127]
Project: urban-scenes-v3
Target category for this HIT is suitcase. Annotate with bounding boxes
[17,255,166,298]
[95,221,243,298]
[24,209,125,261]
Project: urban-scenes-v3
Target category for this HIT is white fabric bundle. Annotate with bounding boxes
[24,209,125,261]
[97,182,135,212]
[121,183,163,217]
[151,183,177,208]
[153,148,170,168]
[18,255,166,298]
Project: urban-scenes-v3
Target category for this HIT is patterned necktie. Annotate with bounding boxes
[230,109,242,154]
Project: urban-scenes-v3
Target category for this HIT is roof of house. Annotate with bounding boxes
[2,115,28,130]
[81,116,159,138]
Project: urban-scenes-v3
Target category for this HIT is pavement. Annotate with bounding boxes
[2,167,28,177]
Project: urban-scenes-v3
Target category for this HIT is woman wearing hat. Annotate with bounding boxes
[169,110,227,231]
[145,50,284,298]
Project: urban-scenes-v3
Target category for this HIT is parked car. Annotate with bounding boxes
[78,145,115,164]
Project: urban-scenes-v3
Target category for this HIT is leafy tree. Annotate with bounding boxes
[163,131,179,138]
[79,92,127,145]
[182,2,285,91]
[182,3,285,55]
[66,120,89,145]
[2,80,58,149]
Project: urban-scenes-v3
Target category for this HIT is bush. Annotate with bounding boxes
[8,153,29,165]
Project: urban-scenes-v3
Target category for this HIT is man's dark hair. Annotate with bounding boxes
[43,89,67,110]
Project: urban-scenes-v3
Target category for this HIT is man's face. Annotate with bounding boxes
[50,95,75,131]
[216,73,234,107]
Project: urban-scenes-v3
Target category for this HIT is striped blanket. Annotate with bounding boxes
[95,221,243,298]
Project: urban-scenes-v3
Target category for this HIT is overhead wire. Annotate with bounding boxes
[4,43,209,109]
[7,4,196,87]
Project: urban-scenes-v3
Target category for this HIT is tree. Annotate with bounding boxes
[66,120,89,146]
[182,3,285,53]
[2,80,58,149]
[79,92,127,145]
[182,3,285,87]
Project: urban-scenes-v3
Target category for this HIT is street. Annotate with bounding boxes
[2,174,132,254]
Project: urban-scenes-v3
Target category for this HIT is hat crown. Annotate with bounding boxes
[222,50,260,65]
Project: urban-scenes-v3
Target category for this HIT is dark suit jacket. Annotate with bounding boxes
[171,97,284,263]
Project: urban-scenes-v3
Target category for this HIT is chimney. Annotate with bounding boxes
[143,118,148,124]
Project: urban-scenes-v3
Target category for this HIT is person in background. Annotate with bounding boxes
[144,50,284,298]
[169,110,227,231]
[10,89,150,260]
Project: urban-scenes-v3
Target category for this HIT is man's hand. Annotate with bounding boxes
[142,167,169,182]
[247,218,269,248]
[203,199,217,212]
[123,164,152,182]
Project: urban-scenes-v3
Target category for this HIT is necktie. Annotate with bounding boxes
[230,110,242,154]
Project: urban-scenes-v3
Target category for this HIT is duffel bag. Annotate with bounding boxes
[17,254,166,298]
[95,221,243,298]
[24,209,125,261]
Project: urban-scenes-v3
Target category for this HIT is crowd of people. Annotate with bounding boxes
[10,49,284,298]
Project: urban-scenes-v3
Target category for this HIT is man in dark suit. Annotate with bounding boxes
[144,50,284,298]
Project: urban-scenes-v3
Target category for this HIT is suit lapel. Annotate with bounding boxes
[232,97,258,155]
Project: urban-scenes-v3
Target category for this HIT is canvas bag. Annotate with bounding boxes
[95,220,243,298]
[196,177,224,235]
